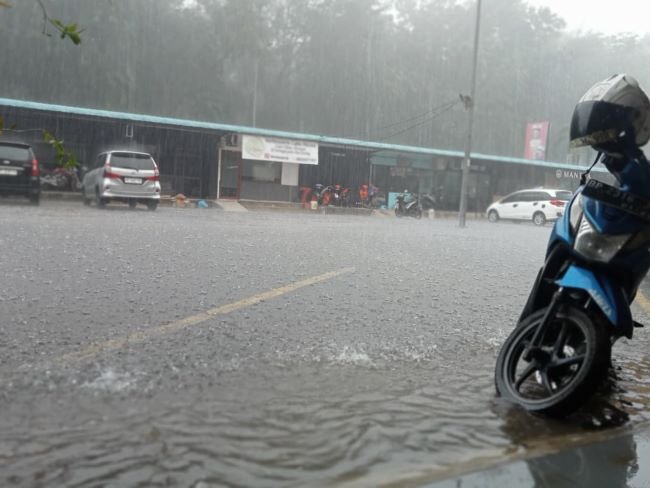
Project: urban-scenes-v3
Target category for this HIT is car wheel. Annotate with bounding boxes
[95,188,107,209]
[488,210,499,223]
[147,201,158,211]
[533,211,546,226]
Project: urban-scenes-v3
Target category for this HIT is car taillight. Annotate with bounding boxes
[147,162,160,181]
[103,165,122,180]
[550,199,565,207]
[31,158,39,177]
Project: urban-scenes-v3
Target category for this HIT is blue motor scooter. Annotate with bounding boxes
[495,151,650,416]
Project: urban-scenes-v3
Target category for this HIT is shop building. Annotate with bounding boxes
[0,97,601,209]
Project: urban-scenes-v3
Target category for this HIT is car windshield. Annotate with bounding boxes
[0,145,30,161]
[109,153,155,170]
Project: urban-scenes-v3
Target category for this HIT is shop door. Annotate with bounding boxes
[219,152,241,199]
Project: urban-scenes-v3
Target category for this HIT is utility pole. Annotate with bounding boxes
[252,58,259,127]
[458,0,482,228]
[365,18,374,140]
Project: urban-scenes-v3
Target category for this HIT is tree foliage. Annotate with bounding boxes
[1,0,83,44]
[1,0,650,163]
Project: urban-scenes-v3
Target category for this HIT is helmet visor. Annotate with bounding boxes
[569,100,638,148]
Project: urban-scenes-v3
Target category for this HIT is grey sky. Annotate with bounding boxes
[526,0,650,36]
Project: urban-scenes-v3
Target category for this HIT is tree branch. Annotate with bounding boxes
[36,0,48,35]
[33,0,84,44]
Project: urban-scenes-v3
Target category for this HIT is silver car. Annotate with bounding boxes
[81,151,161,210]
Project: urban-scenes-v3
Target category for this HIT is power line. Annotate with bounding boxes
[376,100,460,141]
[372,98,459,133]
[340,98,459,140]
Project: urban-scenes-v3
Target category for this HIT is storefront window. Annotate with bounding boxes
[242,160,281,183]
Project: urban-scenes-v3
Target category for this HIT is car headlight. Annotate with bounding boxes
[574,217,630,262]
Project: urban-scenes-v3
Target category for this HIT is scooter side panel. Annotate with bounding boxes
[556,264,632,335]
[546,191,579,252]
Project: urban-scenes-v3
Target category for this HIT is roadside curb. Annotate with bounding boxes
[41,191,222,209]
[215,199,376,216]
[40,192,487,219]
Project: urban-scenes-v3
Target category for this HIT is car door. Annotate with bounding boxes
[514,192,539,220]
[498,192,524,219]
[528,191,551,220]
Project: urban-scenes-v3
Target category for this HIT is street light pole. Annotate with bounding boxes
[252,57,259,128]
[458,0,482,228]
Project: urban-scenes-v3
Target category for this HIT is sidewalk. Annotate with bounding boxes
[40,192,486,219]
[41,191,218,208]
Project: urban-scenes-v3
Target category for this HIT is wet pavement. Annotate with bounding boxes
[420,425,648,487]
[2,201,650,487]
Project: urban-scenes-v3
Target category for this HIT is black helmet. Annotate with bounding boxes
[570,74,650,156]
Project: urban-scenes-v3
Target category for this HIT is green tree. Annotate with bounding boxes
[2,0,650,162]
[0,0,83,44]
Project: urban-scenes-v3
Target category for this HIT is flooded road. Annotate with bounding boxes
[2,203,650,487]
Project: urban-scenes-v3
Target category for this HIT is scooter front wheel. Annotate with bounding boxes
[495,305,610,417]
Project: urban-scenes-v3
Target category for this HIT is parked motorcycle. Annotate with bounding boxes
[308,183,352,208]
[330,184,344,206]
[357,184,380,209]
[40,166,81,192]
[340,186,351,207]
[494,74,650,417]
[308,183,326,207]
[319,185,333,207]
[420,194,436,211]
[394,191,422,218]
[40,171,68,191]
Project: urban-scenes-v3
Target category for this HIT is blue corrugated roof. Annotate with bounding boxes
[0,97,602,172]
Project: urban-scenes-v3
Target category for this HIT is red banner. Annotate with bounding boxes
[524,121,550,160]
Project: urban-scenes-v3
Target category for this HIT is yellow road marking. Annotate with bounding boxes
[55,267,355,364]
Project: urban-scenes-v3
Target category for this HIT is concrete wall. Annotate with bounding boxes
[240,180,297,202]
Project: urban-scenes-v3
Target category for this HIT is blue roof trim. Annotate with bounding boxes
[471,152,606,172]
[0,97,604,172]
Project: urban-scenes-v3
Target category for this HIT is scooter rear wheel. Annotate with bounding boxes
[495,305,610,417]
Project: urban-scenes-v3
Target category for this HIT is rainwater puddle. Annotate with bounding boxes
[5,347,650,487]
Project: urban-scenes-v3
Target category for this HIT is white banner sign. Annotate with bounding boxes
[242,135,319,165]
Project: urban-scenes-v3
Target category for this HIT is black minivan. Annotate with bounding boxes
[0,141,40,204]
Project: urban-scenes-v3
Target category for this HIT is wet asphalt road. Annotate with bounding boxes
[2,201,650,487]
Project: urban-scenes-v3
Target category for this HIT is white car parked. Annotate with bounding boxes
[81,150,161,210]
[487,188,572,226]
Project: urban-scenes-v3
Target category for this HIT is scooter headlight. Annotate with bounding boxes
[569,195,584,232]
[574,217,631,263]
